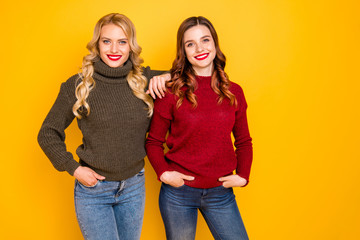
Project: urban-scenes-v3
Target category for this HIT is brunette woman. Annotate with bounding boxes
[146,16,252,240]
[38,13,169,240]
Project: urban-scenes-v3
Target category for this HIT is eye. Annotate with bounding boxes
[186,42,194,48]
[119,40,128,45]
[103,40,110,44]
[203,38,210,43]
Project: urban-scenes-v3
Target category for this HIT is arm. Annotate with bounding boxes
[233,87,253,186]
[37,82,80,175]
[145,107,173,179]
[145,96,194,187]
[219,86,253,187]
[38,81,106,185]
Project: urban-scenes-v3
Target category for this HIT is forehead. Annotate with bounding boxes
[100,24,127,38]
[183,25,211,42]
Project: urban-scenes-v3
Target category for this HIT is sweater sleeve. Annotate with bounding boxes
[142,66,169,90]
[37,82,80,175]
[145,93,175,180]
[142,66,167,80]
[232,84,253,185]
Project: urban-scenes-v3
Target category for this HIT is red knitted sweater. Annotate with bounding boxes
[146,76,253,188]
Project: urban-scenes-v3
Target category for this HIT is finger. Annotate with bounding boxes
[222,183,230,188]
[149,87,156,99]
[152,80,162,99]
[149,82,156,99]
[89,179,98,186]
[148,79,156,99]
[218,176,231,182]
[181,174,195,181]
[145,90,150,94]
[161,78,166,92]
[93,172,106,180]
[82,176,98,186]
[157,78,165,97]
[158,84,165,97]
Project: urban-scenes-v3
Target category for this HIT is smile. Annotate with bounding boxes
[194,53,209,61]
[107,55,122,61]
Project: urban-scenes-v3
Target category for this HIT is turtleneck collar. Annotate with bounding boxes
[92,56,133,84]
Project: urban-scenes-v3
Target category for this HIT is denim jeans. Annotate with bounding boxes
[74,169,145,240]
[159,183,249,240]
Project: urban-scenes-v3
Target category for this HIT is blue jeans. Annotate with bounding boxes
[159,183,249,240]
[74,169,145,240]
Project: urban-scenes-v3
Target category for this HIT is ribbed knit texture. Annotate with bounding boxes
[146,76,253,188]
[38,58,164,181]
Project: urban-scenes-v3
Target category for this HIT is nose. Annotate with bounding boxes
[195,43,203,53]
[110,43,117,53]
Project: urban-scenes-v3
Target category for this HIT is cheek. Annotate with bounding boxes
[122,45,131,56]
[206,42,216,51]
[208,44,216,58]
[184,49,192,60]
[98,44,107,55]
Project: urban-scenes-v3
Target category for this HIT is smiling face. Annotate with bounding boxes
[98,23,130,68]
[183,25,216,76]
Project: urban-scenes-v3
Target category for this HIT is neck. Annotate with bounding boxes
[192,62,213,76]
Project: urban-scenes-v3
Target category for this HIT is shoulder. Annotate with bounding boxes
[62,74,81,89]
[58,74,81,100]
[229,81,245,97]
[153,88,177,120]
[154,88,176,105]
[142,66,152,79]
[142,66,151,73]
[153,88,177,111]
[142,66,167,80]
[229,81,248,109]
[229,81,243,93]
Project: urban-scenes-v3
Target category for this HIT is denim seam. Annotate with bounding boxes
[200,210,223,240]
[74,182,89,239]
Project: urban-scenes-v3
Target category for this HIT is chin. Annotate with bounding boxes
[106,61,122,68]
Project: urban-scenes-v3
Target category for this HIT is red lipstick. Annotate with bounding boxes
[107,55,122,61]
[194,53,209,61]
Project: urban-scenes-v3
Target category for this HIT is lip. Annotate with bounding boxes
[194,53,209,61]
[107,55,122,61]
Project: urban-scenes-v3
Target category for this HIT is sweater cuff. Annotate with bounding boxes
[237,173,249,187]
[154,165,174,182]
[64,160,81,176]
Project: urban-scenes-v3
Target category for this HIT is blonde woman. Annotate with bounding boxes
[38,13,169,240]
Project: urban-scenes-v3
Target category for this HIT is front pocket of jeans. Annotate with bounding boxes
[168,183,186,189]
[77,180,99,188]
[137,168,145,177]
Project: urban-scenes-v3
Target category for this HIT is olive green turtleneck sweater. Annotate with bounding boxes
[38,58,164,181]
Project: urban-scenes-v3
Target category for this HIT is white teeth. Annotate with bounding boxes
[195,53,208,59]
[108,55,121,60]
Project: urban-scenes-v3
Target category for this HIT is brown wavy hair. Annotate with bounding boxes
[168,16,237,108]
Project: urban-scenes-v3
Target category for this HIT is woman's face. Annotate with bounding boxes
[98,24,130,68]
[183,25,216,76]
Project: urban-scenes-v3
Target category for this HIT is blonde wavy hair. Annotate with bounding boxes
[73,13,153,118]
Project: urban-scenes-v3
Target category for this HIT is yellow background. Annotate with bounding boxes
[1,0,359,239]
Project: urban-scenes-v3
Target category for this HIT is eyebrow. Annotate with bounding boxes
[101,37,128,41]
[184,35,211,45]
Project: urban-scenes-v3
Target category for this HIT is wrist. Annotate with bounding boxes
[160,171,169,182]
